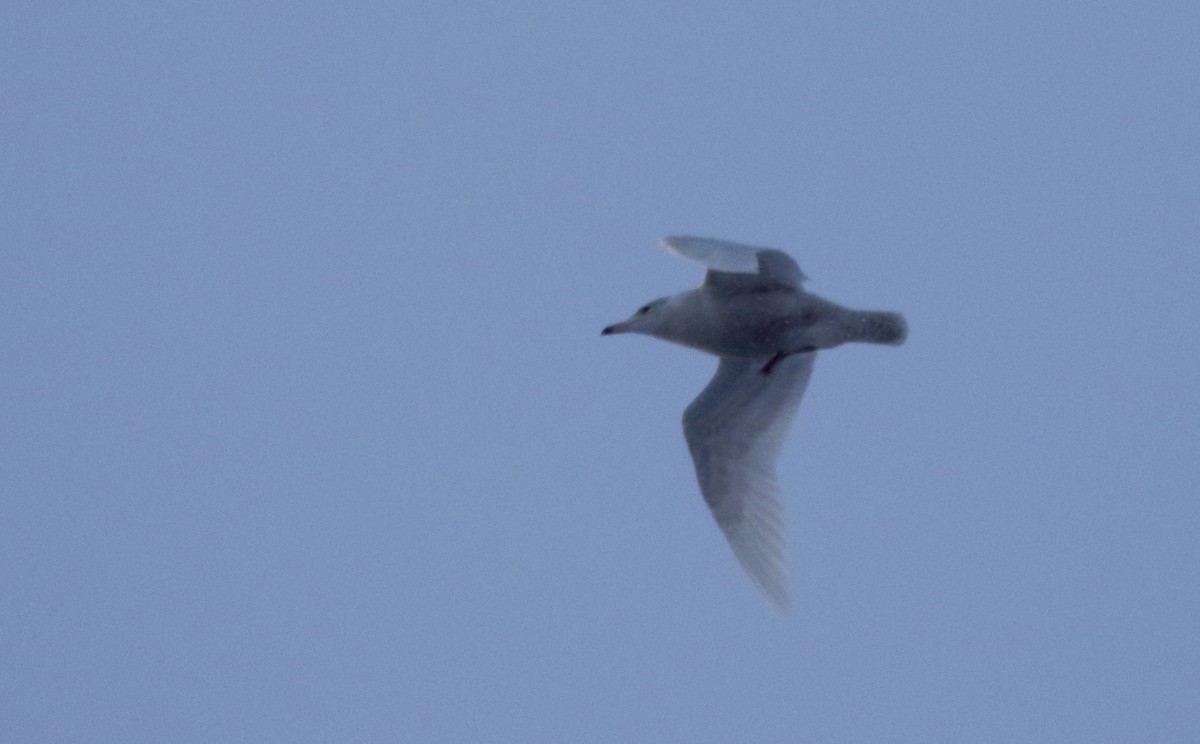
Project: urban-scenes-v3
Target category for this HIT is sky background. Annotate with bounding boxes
[3,2,1199,742]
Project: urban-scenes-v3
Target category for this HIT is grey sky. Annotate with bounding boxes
[3,2,1198,742]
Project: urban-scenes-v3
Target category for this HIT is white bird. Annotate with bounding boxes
[603,236,906,609]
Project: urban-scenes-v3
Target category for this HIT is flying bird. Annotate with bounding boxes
[603,236,906,609]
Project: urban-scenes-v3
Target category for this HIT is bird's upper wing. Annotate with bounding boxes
[661,236,807,288]
[682,352,816,610]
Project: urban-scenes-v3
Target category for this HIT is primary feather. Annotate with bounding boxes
[683,353,815,610]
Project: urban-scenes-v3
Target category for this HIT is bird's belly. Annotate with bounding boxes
[692,315,797,358]
[705,313,844,358]
[669,291,825,358]
[706,329,781,358]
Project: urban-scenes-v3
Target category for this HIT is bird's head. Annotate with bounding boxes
[602,297,671,338]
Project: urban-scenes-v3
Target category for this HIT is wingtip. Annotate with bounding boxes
[768,592,792,614]
[756,575,793,613]
[658,235,688,253]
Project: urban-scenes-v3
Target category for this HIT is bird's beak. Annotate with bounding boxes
[601,320,631,335]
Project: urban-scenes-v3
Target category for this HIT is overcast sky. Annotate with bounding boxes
[4,2,1199,741]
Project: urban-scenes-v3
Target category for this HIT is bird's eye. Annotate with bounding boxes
[637,304,652,315]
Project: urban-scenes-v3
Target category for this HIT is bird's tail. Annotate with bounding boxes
[847,311,907,345]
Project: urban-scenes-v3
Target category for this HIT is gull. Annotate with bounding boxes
[602,236,906,609]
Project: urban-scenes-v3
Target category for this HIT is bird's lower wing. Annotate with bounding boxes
[681,353,816,609]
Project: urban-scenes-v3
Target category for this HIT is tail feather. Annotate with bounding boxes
[850,311,907,345]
